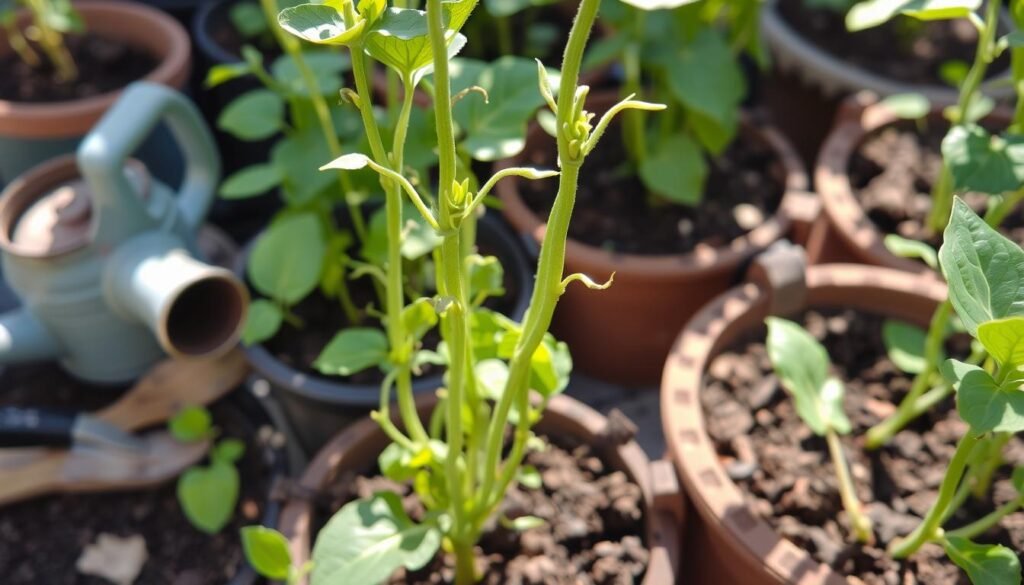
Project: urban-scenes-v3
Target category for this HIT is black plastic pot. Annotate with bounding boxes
[192,0,281,244]
[236,211,534,455]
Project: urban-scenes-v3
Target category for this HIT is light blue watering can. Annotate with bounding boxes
[0,82,249,384]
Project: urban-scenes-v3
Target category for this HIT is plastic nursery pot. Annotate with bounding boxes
[813,93,1009,272]
[237,212,534,455]
[497,90,810,387]
[0,1,191,187]
[278,392,683,584]
[660,262,945,585]
[758,0,1014,167]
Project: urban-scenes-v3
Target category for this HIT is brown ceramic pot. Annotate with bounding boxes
[814,93,1010,272]
[660,263,946,584]
[279,392,684,584]
[0,0,191,183]
[497,90,810,386]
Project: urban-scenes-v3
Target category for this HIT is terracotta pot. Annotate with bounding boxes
[660,263,946,584]
[814,93,1011,272]
[0,0,191,185]
[496,90,810,386]
[760,0,1013,172]
[279,392,683,584]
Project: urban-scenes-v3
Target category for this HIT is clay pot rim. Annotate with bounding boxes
[496,90,809,279]
[0,0,191,138]
[660,263,948,584]
[761,0,1015,101]
[815,94,1012,273]
[278,392,681,584]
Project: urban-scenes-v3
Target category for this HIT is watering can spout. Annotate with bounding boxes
[106,232,249,360]
[0,308,61,366]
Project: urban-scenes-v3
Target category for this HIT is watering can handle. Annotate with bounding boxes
[77,82,220,242]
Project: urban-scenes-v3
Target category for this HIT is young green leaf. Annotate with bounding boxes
[230,2,269,39]
[617,0,700,10]
[517,465,542,489]
[169,406,213,443]
[883,234,938,269]
[883,320,932,374]
[499,515,546,531]
[205,62,253,89]
[220,164,282,199]
[242,299,284,346]
[277,4,366,46]
[944,536,1022,585]
[178,460,240,534]
[314,328,390,376]
[361,203,443,265]
[638,133,707,205]
[765,317,852,436]
[938,199,1024,336]
[476,358,510,401]
[217,89,285,141]
[977,316,1024,368]
[951,361,1024,433]
[241,526,293,581]
[847,0,981,32]
[880,93,931,120]
[466,254,505,302]
[402,297,439,341]
[249,213,326,305]
[310,493,441,585]
[271,51,349,97]
[449,57,561,161]
[942,125,1024,195]
[212,439,246,464]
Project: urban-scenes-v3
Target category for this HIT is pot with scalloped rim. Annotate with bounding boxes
[277,392,682,584]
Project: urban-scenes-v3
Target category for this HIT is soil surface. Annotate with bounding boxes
[849,121,1024,252]
[778,0,1008,86]
[0,33,157,103]
[312,435,650,584]
[519,125,786,255]
[0,363,275,584]
[702,309,1024,584]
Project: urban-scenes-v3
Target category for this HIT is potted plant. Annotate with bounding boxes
[0,0,191,186]
[815,0,1024,271]
[0,359,293,585]
[498,0,807,385]
[760,0,1015,162]
[234,0,685,580]
[215,0,536,454]
[663,203,1024,584]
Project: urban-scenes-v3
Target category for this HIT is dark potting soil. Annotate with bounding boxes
[0,363,274,584]
[777,0,1008,86]
[312,435,649,584]
[0,33,157,103]
[519,125,786,255]
[702,309,1024,584]
[849,121,1024,252]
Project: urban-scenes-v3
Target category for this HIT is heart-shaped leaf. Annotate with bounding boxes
[939,199,1024,336]
[944,536,1022,585]
[942,125,1024,195]
[241,526,293,581]
[314,328,390,376]
[847,0,981,32]
[177,461,240,534]
[883,320,932,374]
[639,133,707,205]
[278,4,366,46]
[220,164,282,200]
[169,406,213,443]
[242,299,284,346]
[217,89,285,141]
[311,492,441,585]
[978,316,1024,369]
[249,213,326,305]
[952,361,1024,433]
[765,317,852,436]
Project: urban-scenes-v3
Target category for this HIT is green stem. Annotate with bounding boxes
[984,189,1024,228]
[971,432,1010,499]
[866,301,953,449]
[497,15,513,56]
[427,0,472,546]
[826,430,873,544]
[452,539,476,585]
[890,433,981,558]
[946,496,1024,541]
[926,0,1000,232]
[4,20,40,66]
[476,0,601,517]
[621,12,646,165]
